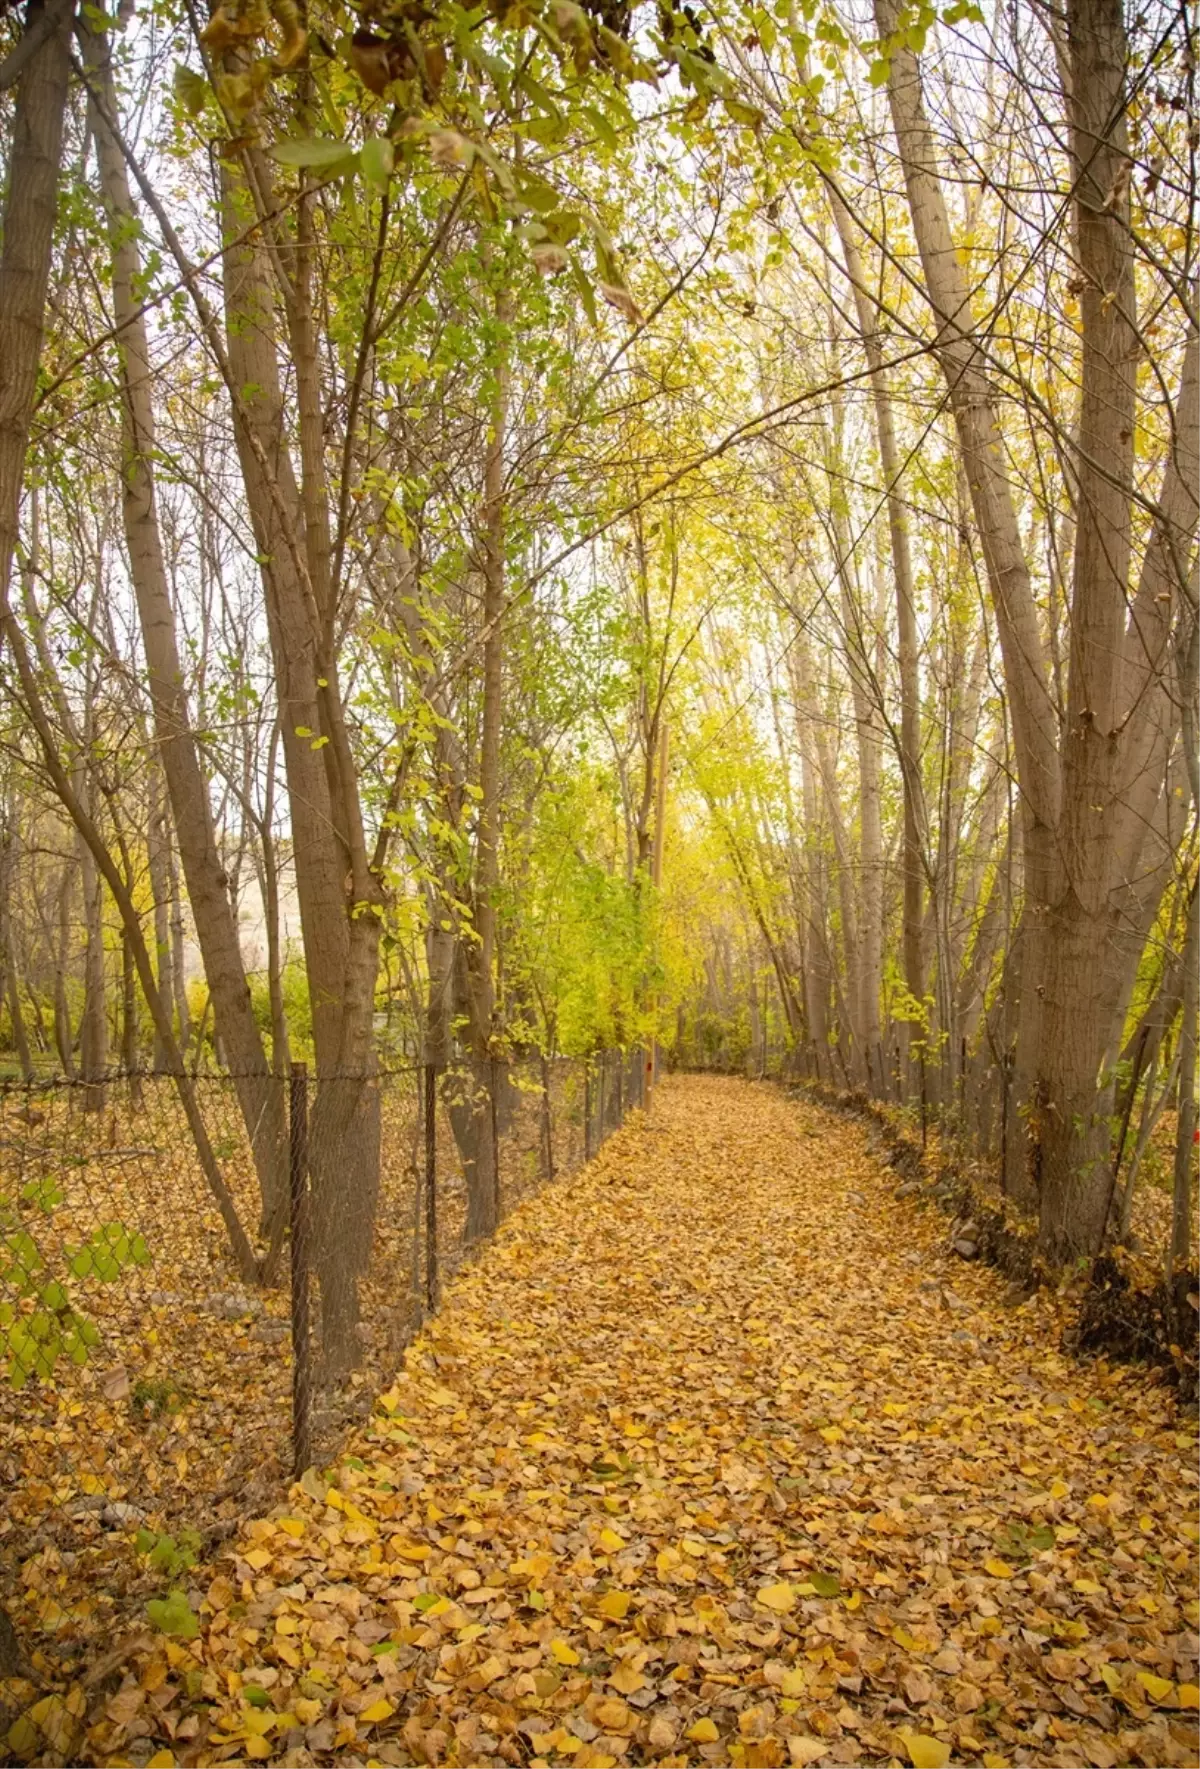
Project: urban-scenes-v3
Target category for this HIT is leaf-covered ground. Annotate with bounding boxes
[10,1076,1200,1768]
[1,1067,562,1702]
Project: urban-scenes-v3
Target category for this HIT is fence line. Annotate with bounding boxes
[0,1047,645,1500]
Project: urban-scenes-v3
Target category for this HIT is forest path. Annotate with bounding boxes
[92,1076,1197,1769]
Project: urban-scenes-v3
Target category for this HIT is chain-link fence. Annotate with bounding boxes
[0,1048,644,1613]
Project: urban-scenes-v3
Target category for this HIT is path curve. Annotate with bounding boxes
[92,1077,1198,1768]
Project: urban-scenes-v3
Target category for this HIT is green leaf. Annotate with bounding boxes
[571,260,598,326]
[173,63,208,117]
[543,210,583,248]
[146,1589,199,1639]
[580,104,619,152]
[725,98,765,128]
[21,1176,64,1211]
[809,1570,841,1596]
[360,136,394,192]
[516,171,562,215]
[272,137,358,173]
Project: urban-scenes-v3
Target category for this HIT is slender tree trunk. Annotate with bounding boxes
[256,734,290,1076]
[77,801,108,1111]
[147,765,173,1070]
[167,834,190,1061]
[53,863,74,1076]
[827,409,883,1082]
[0,0,71,1093]
[1168,571,1199,1280]
[469,287,512,1055]
[219,144,381,1361]
[82,17,287,1226]
[0,829,34,1081]
[829,188,925,1082]
[875,0,1061,1203]
[120,924,142,1102]
[1035,0,1141,1257]
[449,285,512,1240]
[1168,881,1197,1280]
[0,0,72,611]
[0,597,258,1276]
[788,644,833,1078]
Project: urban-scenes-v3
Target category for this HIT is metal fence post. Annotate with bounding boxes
[540,1051,554,1182]
[615,1051,624,1126]
[490,1055,501,1222]
[424,1063,437,1311]
[289,1063,312,1478]
[597,1052,607,1148]
[584,1061,592,1160]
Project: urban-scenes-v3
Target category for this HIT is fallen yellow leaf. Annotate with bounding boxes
[687,1717,719,1742]
[787,1742,828,1769]
[756,1581,796,1612]
[551,1639,581,1666]
[900,1732,951,1768]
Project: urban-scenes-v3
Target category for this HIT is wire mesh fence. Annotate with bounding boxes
[0,1047,644,1601]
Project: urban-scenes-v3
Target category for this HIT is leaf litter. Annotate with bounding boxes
[4,1076,1198,1768]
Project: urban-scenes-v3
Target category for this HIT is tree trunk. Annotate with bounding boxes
[53,864,74,1077]
[1035,0,1140,1259]
[120,925,143,1103]
[78,806,108,1111]
[826,402,883,1083]
[147,765,173,1070]
[448,284,512,1239]
[0,826,34,1081]
[878,0,1195,1254]
[875,0,1061,1201]
[0,0,72,611]
[1168,881,1197,1279]
[82,16,287,1228]
[162,833,189,1063]
[829,188,925,1083]
[218,147,380,1364]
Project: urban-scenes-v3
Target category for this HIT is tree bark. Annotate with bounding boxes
[0,822,34,1081]
[828,187,925,1077]
[0,0,72,611]
[1035,0,1142,1257]
[147,763,173,1070]
[81,16,288,1225]
[218,145,381,1363]
[875,0,1195,1255]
